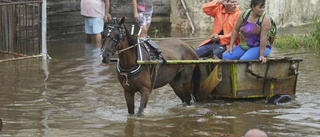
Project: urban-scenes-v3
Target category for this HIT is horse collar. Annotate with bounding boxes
[116,39,146,81]
[116,61,144,79]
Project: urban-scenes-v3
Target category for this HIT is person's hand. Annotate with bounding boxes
[223,46,232,55]
[211,34,220,42]
[134,12,139,21]
[259,56,267,64]
[104,13,112,23]
[219,0,229,5]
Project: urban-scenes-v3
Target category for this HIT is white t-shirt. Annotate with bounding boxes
[81,0,105,18]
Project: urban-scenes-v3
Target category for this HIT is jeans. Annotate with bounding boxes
[222,45,271,60]
[195,42,226,59]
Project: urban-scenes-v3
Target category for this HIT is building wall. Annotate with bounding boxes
[45,0,171,41]
[9,0,171,41]
[171,0,320,31]
[6,0,320,41]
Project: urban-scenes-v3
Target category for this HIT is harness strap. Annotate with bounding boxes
[116,60,144,80]
[259,12,266,26]
[119,72,130,86]
[115,38,150,54]
[101,25,126,54]
[242,9,266,25]
[150,62,160,91]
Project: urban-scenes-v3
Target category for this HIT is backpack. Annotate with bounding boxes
[242,9,277,45]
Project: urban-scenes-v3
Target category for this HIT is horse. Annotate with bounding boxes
[101,17,199,116]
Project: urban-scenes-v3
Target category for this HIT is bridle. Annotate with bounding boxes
[100,18,160,88]
[101,22,146,86]
[101,24,126,54]
[101,23,150,55]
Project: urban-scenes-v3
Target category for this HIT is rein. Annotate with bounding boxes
[102,21,160,89]
[101,24,150,55]
[115,38,150,54]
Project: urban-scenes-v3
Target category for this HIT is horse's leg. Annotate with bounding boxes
[170,80,191,105]
[180,73,193,105]
[181,65,197,105]
[137,87,150,116]
[170,66,194,105]
[124,90,135,115]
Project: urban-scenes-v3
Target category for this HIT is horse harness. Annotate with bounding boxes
[116,38,166,88]
[102,23,166,88]
[101,25,126,54]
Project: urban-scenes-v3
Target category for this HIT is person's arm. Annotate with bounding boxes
[104,0,110,22]
[259,14,271,64]
[202,0,225,17]
[218,10,241,45]
[132,0,139,21]
[223,12,244,55]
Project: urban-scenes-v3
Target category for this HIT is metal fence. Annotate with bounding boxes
[0,1,42,62]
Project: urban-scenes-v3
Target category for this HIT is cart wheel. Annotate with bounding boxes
[0,118,2,131]
[268,94,293,105]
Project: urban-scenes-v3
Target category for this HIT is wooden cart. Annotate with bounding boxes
[136,57,303,103]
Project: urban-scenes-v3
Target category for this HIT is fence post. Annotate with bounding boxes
[41,0,47,60]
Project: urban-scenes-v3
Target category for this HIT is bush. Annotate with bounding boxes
[273,19,320,49]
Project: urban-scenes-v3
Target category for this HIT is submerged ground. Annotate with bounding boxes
[0,26,319,136]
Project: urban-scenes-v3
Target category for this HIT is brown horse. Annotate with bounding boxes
[101,17,199,116]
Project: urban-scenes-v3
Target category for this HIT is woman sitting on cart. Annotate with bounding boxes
[223,0,271,64]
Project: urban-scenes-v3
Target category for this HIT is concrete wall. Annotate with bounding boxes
[45,0,171,41]
[6,0,320,41]
[46,0,83,41]
[9,0,171,41]
[171,0,320,31]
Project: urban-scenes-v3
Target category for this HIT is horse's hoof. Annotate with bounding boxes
[137,113,144,117]
[182,102,188,107]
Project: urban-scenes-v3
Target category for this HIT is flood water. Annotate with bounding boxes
[1,27,320,137]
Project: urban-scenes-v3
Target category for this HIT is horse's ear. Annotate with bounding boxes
[119,17,125,25]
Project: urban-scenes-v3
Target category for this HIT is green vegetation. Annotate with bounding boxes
[274,19,320,49]
[152,27,160,37]
[151,27,165,41]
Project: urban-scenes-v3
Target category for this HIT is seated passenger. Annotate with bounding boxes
[223,0,272,64]
[195,0,241,59]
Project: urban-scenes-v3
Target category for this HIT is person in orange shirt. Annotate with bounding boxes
[195,0,241,59]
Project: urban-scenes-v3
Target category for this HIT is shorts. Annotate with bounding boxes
[138,11,153,26]
[85,17,104,34]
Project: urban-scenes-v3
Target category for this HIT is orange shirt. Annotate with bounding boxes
[197,1,241,48]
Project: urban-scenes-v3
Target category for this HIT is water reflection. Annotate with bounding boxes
[0,29,319,136]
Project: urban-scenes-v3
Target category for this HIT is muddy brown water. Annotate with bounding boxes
[1,27,320,137]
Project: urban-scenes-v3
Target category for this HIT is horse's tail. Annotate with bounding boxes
[191,64,200,101]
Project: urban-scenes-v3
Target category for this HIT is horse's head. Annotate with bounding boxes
[101,17,126,63]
